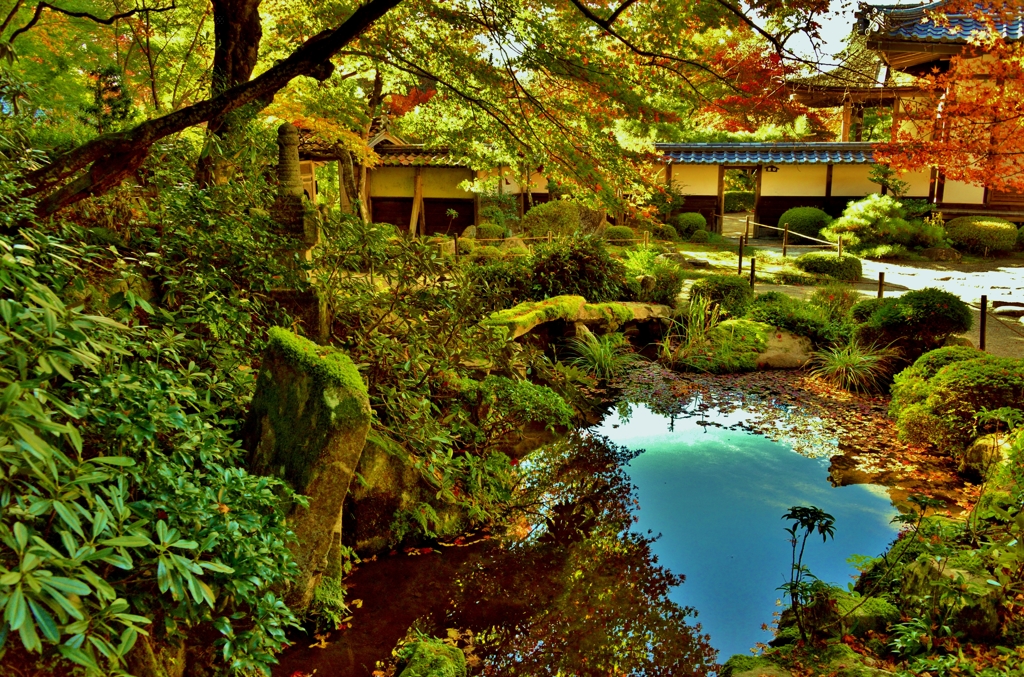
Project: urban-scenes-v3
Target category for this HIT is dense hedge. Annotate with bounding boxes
[944,215,1018,253]
[889,346,983,414]
[521,200,581,237]
[531,236,626,302]
[477,223,505,240]
[793,252,863,281]
[470,244,504,261]
[689,274,754,316]
[778,206,831,240]
[851,297,895,323]
[689,229,710,243]
[604,225,636,244]
[724,191,755,213]
[673,212,707,237]
[1018,225,1024,250]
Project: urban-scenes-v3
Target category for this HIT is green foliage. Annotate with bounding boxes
[566,333,639,381]
[470,244,504,262]
[851,297,895,323]
[457,375,573,443]
[466,256,534,312]
[1018,225,1024,250]
[688,229,709,243]
[892,356,1024,451]
[821,194,946,252]
[660,299,768,373]
[869,164,911,197]
[305,577,349,634]
[944,216,1019,253]
[778,206,831,240]
[779,506,836,644]
[889,347,984,421]
[673,212,707,238]
[808,282,861,322]
[80,66,135,133]
[0,230,301,675]
[793,252,863,281]
[530,236,625,303]
[643,183,688,221]
[521,200,581,238]
[476,223,505,241]
[476,190,519,230]
[689,274,753,317]
[604,225,636,244]
[810,342,896,393]
[651,223,679,241]
[857,288,972,360]
[745,292,839,346]
[318,215,399,273]
[723,191,755,213]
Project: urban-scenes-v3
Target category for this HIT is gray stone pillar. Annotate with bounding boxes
[276,122,304,198]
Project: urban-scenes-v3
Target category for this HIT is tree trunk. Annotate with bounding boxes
[23,0,403,218]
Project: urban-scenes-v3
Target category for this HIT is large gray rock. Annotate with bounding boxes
[922,247,962,262]
[243,327,371,609]
[755,330,813,369]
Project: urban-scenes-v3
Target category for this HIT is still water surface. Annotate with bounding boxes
[596,403,900,660]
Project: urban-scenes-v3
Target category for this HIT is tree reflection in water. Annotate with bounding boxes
[429,433,718,676]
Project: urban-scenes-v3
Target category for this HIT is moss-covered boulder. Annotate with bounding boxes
[243,327,372,608]
[720,655,792,677]
[962,432,1013,481]
[398,640,467,677]
[902,558,1000,640]
[484,295,670,339]
[834,592,899,637]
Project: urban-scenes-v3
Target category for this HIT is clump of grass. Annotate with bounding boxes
[566,332,639,381]
[809,342,896,393]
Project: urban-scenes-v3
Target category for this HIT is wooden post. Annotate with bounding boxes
[838,236,843,258]
[738,235,744,275]
[980,295,987,352]
[877,272,884,299]
[745,215,750,240]
[547,230,553,243]
[409,167,424,236]
[644,230,650,246]
[749,257,756,289]
[782,223,789,258]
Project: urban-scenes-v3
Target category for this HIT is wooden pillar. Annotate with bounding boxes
[841,99,853,142]
[752,165,763,237]
[891,96,901,143]
[409,167,424,235]
[364,169,373,221]
[825,163,834,201]
[716,165,726,234]
[338,160,351,212]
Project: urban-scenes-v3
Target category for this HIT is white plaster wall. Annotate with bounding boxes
[670,164,719,195]
[901,169,931,198]
[370,167,415,197]
[943,180,985,204]
[761,165,828,197]
[831,165,879,196]
[422,168,474,198]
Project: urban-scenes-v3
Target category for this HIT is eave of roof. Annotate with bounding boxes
[655,142,877,165]
[860,1,1024,46]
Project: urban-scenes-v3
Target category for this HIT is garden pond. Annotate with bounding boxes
[275,368,965,677]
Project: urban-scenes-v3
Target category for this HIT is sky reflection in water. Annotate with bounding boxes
[596,403,899,660]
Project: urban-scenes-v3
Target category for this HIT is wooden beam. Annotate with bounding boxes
[752,164,762,237]
[409,166,424,235]
[935,170,946,205]
[891,96,901,143]
[928,166,938,203]
[825,163,833,199]
[841,100,853,141]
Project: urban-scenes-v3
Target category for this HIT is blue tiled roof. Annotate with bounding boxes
[863,1,1024,43]
[656,143,876,165]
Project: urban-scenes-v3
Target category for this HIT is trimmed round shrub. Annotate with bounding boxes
[470,244,503,262]
[466,257,534,311]
[851,297,896,323]
[690,274,754,317]
[745,292,837,345]
[604,225,635,244]
[821,194,945,251]
[857,287,972,360]
[1017,225,1024,250]
[778,206,831,240]
[652,223,680,241]
[673,212,707,237]
[793,252,863,281]
[944,215,1018,253]
[895,356,1024,450]
[889,346,983,416]
[521,200,581,237]
[477,223,505,241]
[457,238,476,255]
[689,229,710,243]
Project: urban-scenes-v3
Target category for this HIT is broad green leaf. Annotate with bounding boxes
[99,536,151,548]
